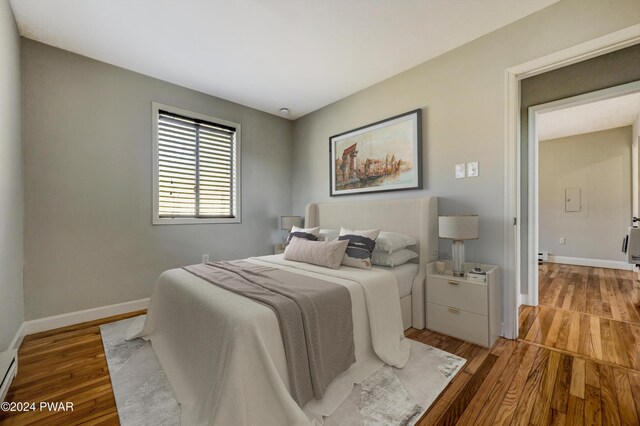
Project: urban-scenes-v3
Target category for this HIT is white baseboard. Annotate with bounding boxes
[520,292,536,307]
[547,255,634,271]
[8,323,25,352]
[23,298,149,336]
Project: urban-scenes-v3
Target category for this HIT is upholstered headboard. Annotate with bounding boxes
[304,196,438,329]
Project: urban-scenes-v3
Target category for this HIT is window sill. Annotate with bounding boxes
[152,217,241,225]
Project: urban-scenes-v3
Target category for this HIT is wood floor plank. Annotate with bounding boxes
[627,370,640,423]
[529,350,562,425]
[472,342,530,426]
[454,341,518,426]
[566,395,585,426]
[589,316,603,360]
[570,357,585,399]
[417,371,472,425]
[598,364,621,426]
[562,284,575,311]
[584,384,602,426]
[552,353,573,414]
[585,359,601,388]
[599,319,618,365]
[545,309,564,347]
[492,344,539,426]
[509,347,551,426]
[567,311,581,353]
[435,353,499,425]
[612,368,639,426]
[555,310,572,350]
[610,319,632,369]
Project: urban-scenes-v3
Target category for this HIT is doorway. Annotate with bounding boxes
[527,80,640,306]
[516,81,640,371]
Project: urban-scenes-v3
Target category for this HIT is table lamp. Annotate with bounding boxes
[280,216,303,232]
[280,216,303,244]
[438,215,479,277]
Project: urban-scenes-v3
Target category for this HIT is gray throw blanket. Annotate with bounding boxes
[183,260,356,406]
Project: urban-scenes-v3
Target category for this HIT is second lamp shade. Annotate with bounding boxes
[438,215,479,240]
[281,216,303,231]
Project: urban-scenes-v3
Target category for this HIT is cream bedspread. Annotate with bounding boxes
[129,254,410,426]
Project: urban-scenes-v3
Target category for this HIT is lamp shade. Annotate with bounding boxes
[281,215,303,231]
[438,215,479,240]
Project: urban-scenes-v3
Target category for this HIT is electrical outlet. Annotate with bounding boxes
[202,254,210,263]
[559,237,565,245]
[467,161,479,177]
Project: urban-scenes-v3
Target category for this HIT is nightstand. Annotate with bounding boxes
[426,261,501,348]
[274,243,285,254]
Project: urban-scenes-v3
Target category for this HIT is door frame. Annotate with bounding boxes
[527,80,640,309]
[503,24,640,340]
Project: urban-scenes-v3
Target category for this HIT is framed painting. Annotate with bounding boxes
[329,109,422,197]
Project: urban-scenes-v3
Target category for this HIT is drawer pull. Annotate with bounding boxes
[448,281,459,286]
[448,307,460,313]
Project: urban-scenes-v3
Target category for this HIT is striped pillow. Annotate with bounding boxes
[338,228,380,269]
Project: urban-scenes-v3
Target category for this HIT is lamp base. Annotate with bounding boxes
[452,240,465,277]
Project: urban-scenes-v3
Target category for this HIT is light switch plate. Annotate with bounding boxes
[467,161,479,177]
[455,163,466,179]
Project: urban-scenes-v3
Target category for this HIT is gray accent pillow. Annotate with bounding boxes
[371,248,419,267]
[338,227,380,270]
[284,237,349,269]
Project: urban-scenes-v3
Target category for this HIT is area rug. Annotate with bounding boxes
[101,316,465,426]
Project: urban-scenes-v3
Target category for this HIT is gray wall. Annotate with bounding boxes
[291,0,640,278]
[22,39,293,320]
[539,127,632,262]
[520,43,640,293]
[0,0,24,350]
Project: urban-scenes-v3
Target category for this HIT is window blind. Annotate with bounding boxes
[157,110,237,218]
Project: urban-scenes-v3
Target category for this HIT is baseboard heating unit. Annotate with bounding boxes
[0,349,18,402]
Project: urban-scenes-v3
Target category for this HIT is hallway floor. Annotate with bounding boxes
[520,263,640,370]
[516,263,640,424]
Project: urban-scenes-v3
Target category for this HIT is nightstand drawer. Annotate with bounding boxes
[427,302,489,347]
[427,276,487,315]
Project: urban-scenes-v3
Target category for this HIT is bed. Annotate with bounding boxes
[131,196,438,426]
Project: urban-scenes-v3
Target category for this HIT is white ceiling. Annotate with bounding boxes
[538,92,640,141]
[10,0,558,119]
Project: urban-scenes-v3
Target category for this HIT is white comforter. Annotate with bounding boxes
[130,255,410,426]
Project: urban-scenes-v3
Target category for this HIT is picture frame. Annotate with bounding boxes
[329,109,422,197]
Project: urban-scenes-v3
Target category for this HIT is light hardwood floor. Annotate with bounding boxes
[2,264,639,425]
[0,311,144,425]
[538,263,640,323]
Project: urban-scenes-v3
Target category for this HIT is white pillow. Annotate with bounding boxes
[286,225,320,244]
[284,237,349,269]
[374,231,417,253]
[318,228,340,241]
[371,248,419,267]
[338,227,380,270]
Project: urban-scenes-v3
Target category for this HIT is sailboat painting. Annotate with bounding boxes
[330,109,422,196]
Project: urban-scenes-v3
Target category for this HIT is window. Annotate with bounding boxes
[152,103,241,224]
